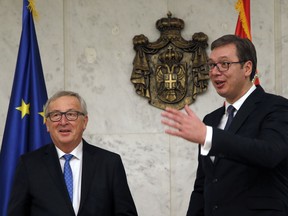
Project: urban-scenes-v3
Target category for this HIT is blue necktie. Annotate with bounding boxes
[224,105,235,130]
[63,154,73,201]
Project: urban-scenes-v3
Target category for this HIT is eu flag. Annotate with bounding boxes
[0,1,51,215]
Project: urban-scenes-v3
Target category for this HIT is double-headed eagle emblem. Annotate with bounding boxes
[131,12,210,110]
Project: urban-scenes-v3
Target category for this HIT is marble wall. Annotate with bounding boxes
[1,0,288,215]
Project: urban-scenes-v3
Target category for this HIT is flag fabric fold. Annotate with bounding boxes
[0,0,51,215]
[235,0,251,40]
[235,0,260,85]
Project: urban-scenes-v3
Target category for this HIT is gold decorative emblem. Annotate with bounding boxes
[131,12,210,110]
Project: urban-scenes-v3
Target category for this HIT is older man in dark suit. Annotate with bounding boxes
[161,35,288,216]
[8,91,138,216]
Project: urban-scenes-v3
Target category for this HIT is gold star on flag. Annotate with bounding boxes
[16,99,30,119]
[38,107,46,124]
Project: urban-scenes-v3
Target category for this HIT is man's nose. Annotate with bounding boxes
[209,66,221,76]
[59,113,69,124]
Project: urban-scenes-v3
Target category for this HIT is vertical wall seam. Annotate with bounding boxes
[274,0,282,94]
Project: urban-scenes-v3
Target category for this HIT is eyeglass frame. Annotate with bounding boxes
[46,110,85,122]
[207,61,246,72]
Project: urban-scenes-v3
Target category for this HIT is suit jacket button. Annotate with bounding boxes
[212,178,218,183]
[213,205,218,210]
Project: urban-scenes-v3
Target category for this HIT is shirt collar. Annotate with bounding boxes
[56,141,83,160]
[225,85,256,113]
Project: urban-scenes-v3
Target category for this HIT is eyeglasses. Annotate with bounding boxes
[207,61,245,72]
[46,111,85,122]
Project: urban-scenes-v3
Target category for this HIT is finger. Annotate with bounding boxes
[161,119,181,130]
[161,110,179,122]
[161,118,173,127]
[165,128,182,137]
[162,113,184,127]
[184,104,194,116]
[165,106,182,116]
[161,110,170,118]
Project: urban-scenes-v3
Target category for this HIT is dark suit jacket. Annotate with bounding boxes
[187,86,288,216]
[8,139,138,216]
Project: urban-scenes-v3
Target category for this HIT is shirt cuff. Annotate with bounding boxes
[201,126,213,156]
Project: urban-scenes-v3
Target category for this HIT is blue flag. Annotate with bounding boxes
[0,1,51,215]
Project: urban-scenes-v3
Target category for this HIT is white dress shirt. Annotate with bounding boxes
[56,141,83,214]
[201,85,256,156]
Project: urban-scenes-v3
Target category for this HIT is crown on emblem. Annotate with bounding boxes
[156,11,184,32]
[159,46,183,64]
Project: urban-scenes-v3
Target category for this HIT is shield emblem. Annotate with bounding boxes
[131,12,209,110]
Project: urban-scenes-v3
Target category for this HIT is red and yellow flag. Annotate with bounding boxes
[235,0,260,85]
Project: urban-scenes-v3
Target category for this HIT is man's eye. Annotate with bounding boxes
[208,63,215,68]
[52,113,61,117]
[221,62,229,68]
[67,112,76,117]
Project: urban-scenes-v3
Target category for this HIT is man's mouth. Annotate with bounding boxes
[214,79,227,87]
[59,129,71,133]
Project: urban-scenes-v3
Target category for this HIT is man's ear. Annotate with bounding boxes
[83,115,88,131]
[244,60,253,78]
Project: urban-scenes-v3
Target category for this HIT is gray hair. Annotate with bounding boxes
[44,90,88,117]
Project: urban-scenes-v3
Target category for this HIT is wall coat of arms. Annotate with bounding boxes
[131,12,210,110]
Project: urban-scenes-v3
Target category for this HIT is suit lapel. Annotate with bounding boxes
[206,86,265,165]
[228,86,264,133]
[205,106,225,128]
[78,141,98,213]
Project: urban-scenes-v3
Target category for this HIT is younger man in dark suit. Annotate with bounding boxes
[8,90,138,216]
[161,34,288,216]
